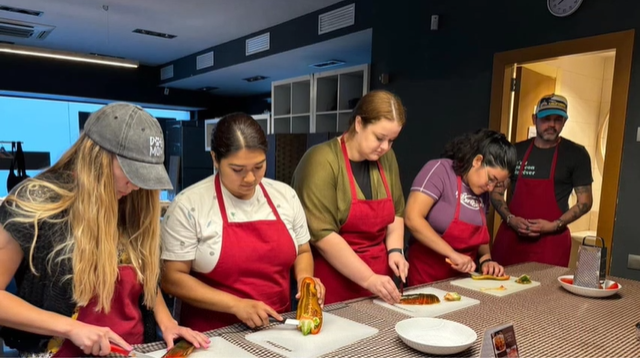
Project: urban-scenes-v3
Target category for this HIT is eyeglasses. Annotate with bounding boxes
[484,165,498,186]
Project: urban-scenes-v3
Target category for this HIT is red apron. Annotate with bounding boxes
[407,177,490,286]
[53,266,144,357]
[491,140,571,267]
[180,175,297,331]
[313,137,396,305]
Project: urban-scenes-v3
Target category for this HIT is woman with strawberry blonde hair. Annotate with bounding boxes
[0,103,208,357]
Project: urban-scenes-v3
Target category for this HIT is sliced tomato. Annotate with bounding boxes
[606,282,619,290]
[560,278,573,285]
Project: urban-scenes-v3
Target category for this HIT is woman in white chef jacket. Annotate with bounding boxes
[161,113,325,331]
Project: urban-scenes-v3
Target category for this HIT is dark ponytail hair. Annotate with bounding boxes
[211,112,268,161]
[442,129,517,177]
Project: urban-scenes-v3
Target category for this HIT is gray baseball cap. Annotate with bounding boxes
[83,102,173,190]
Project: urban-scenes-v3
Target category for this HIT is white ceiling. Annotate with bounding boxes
[0,0,344,65]
[167,29,372,95]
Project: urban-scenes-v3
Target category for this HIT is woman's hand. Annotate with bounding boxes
[388,252,409,283]
[67,320,131,357]
[363,274,401,305]
[481,261,505,277]
[232,299,282,329]
[159,321,210,351]
[296,276,326,307]
[448,252,476,273]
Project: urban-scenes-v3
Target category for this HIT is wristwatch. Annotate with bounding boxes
[555,219,565,231]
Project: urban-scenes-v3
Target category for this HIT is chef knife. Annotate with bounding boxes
[268,317,300,328]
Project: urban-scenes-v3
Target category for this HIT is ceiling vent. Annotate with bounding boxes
[160,65,174,80]
[0,18,54,40]
[196,51,214,70]
[318,3,355,35]
[246,32,270,56]
[0,5,43,17]
[309,59,345,69]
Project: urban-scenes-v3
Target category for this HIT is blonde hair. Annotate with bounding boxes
[3,134,160,312]
[348,90,406,133]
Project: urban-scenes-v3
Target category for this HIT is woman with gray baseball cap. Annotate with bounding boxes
[0,103,209,356]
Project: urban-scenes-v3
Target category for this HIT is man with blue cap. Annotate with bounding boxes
[490,93,593,267]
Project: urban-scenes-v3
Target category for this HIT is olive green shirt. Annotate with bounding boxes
[292,138,405,242]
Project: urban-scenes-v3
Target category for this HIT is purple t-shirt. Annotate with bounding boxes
[410,159,489,235]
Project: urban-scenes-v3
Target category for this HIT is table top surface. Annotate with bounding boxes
[135,263,640,357]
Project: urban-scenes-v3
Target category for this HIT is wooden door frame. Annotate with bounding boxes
[488,30,635,272]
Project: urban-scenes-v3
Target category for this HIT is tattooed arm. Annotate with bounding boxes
[527,185,593,235]
[491,179,531,234]
[558,185,593,227]
[490,180,511,221]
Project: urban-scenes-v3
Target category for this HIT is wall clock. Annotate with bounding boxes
[547,0,584,17]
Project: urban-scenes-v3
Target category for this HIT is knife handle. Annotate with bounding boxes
[110,343,132,356]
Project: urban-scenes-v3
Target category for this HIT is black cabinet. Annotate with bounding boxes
[165,120,213,193]
[265,132,340,185]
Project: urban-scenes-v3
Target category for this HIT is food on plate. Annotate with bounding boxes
[399,293,441,305]
[560,277,574,285]
[515,274,532,284]
[162,340,195,358]
[470,274,511,281]
[296,277,323,336]
[444,292,462,301]
[559,277,620,290]
[480,285,507,292]
[606,282,620,290]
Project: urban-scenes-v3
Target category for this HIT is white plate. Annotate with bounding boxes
[558,275,621,298]
[395,317,477,355]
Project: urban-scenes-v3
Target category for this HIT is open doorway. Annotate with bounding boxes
[488,30,634,273]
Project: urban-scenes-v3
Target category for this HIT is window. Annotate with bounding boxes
[0,96,190,199]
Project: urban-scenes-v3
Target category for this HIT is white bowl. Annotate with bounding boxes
[558,275,621,298]
[395,317,477,355]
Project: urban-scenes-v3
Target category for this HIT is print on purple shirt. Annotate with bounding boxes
[409,158,489,235]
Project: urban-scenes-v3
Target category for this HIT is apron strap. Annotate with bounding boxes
[214,174,230,224]
[454,176,487,226]
[519,138,561,180]
[454,177,463,221]
[340,136,359,201]
[214,175,283,224]
[340,136,393,201]
[259,183,284,222]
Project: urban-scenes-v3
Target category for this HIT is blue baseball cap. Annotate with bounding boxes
[534,94,568,119]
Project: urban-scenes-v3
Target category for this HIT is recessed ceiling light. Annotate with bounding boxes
[309,59,346,69]
[199,86,219,91]
[242,75,269,83]
[132,28,177,39]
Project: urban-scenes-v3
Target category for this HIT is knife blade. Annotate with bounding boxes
[268,317,300,327]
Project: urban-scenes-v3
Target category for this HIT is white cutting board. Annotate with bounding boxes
[450,276,541,297]
[142,337,256,358]
[373,287,480,317]
[245,312,378,358]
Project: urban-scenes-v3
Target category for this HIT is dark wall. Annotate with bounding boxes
[370,0,640,278]
[0,54,216,108]
[196,93,271,120]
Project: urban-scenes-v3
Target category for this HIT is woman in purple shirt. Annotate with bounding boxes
[405,129,517,285]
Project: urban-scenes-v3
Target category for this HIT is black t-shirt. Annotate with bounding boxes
[510,137,593,213]
[350,160,373,200]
